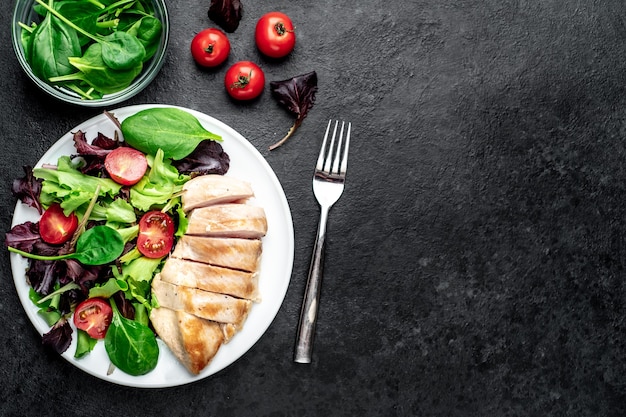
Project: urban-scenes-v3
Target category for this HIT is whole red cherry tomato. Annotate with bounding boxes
[190,28,230,67]
[255,12,296,58]
[224,61,265,100]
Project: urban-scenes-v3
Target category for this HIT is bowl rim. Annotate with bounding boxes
[11,0,170,107]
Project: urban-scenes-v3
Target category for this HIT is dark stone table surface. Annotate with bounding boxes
[2,0,626,416]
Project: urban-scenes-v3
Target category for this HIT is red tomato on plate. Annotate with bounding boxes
[255,12,296,58]
[190,28,231,68]
[224,61,265,100]
[39,203,78,245]
[137,211,175,258]
[73,298,113,339]
[104,147,148,186]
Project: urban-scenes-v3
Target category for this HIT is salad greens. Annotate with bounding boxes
[268,71,319,150]
[8,225,124,265]
[19,0,163,100]
[121,107,222,160]
[5,108,230,375]
[105,298,159,376]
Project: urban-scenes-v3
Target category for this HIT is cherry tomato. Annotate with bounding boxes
[104,147,148,186]
[137,211,174,258]
[255,12,296,58]
[73,298,113,339]
[190,28,230,68]
[39,203,79,245]
[224,61,265,100]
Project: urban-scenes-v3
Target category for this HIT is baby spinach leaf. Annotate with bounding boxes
[126,15,163,60]
[29,10,81,81]
[100,31,146,70]
[104,298,159,376]
[8,225,124,266]
[121,108,222,160]
[268,71,319,150]
[50,43,143,94]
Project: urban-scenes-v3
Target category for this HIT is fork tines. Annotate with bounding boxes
[316,120,351,180]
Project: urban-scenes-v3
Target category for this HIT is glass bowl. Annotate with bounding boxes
[11,0,169,107]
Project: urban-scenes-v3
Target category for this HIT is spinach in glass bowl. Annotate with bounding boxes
[11,0,169,107]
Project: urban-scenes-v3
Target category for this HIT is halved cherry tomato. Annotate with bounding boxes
[255,12,296,58]
[224,61,265,100]
[104,147,148,186]
[39,203,78,245]
[73,298,113,339]
[191,28,231,68]
[137,211,174,258]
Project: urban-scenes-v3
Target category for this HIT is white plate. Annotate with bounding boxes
[10,104,294,388]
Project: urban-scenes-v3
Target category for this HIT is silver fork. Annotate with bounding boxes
[294,120,351,364]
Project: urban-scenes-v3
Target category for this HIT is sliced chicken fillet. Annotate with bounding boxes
[152,274,252,325]
[186,204,268,239]
[150,307,223,375]
[160,258,260,302]
[182,174,254,212]
[171,235,262,272]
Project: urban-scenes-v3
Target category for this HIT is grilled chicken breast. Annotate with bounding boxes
[171,235,262,272]
[160,257,260,302]
[150,173,268,374]
[150,307,224,375]
[152,274,252,326]
[182,174,254,212]
[186,204,268,239]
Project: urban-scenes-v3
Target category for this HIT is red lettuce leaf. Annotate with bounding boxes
[172,140,230,175]
[5,221,40,252]
[72,130,121,176]
[208,0,243,33]
[12,166,43,214]
[269,71,318,150]
[42,318,72,354]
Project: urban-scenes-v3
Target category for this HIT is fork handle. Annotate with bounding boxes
[294,206,330,363]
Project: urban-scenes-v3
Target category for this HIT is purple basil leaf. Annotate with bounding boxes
[12,166,43,214]
[269,71,318,150]
[208,0,243,33]
[172,140,230,175]
[42,318,72,354]
[5,221,40,252]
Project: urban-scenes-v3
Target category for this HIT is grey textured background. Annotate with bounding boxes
[2,0,626,416]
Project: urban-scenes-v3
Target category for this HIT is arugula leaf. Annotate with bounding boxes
[269,71,318,150]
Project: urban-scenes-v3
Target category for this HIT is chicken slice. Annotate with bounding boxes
[152,274,252,326]
[150,306,224,375]
[186,204,268,239]
[182,174,254,212]
[171,235,262,272]
[160,257,260,302]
